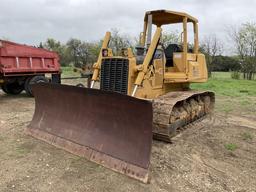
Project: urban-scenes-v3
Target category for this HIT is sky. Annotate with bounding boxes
[1,0,256,54]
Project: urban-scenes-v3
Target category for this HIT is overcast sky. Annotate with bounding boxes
[1,0,256,53]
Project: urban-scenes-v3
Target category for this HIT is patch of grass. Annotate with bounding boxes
[231,71,240,79]
[191,72,256,97]
[211,72,231,79]
[13,142,35,158]
[6,145,31,159]
[222,105,233,113]
[239,99,251,106]
[191,72,256,114]
[241,132,253,141]
[15,146,31,155]
[224,143,238,151]
[61,66,80,77]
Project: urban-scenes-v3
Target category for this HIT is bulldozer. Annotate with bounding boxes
[26,10,215,183]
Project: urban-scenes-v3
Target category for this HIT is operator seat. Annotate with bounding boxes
[164,44,182,67]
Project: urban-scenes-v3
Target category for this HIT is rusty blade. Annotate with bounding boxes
[26,83,153,183]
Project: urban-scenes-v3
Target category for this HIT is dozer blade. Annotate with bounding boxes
[26,83,153,183]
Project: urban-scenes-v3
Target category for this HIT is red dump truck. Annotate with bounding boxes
[0,40,61,96]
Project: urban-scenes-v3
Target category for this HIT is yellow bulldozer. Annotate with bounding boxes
[26,10,215,183]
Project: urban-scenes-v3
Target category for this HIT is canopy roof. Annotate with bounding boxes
[144,10,198,26]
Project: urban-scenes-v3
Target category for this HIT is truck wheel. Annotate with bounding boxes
[1,82,24,95]
[1,85,8,93]
[25,76,49,96]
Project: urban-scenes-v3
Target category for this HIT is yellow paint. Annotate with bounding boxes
[92,32,111,81]
[91,10,208,99]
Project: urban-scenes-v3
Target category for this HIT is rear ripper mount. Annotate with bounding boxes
[26,83,153,183]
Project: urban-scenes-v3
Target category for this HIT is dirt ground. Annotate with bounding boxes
[0,80,256,192]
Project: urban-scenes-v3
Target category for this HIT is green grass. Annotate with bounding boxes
[224,143,238,151]
[211,72,232,79]
[191,72,256,114]
[61,66,80,77]
[241,132,253,141]
[191,72,256,97]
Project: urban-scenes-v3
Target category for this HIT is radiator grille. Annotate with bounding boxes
[100,58,129,94]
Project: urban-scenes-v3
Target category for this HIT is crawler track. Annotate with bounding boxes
[153,90,215,142]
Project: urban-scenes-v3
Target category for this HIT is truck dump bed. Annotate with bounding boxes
[0,40,60,76]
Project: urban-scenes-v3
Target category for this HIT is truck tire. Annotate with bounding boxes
[1,82,24,95]
[1,85,8,94]
[25,76,49,96]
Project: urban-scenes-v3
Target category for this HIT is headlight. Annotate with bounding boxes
[102,49,108,57]
[122,48,128,57]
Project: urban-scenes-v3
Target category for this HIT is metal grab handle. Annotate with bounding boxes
[90,80,95,88]
[131,85,138,97]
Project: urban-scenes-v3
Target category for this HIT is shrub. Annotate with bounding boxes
[231,71,240,79]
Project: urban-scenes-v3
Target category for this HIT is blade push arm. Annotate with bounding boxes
[91,32,111,88]
[132,27,162,96]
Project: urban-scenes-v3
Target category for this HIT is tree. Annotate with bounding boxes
[66,38,99,68]
[212,55,241,72]
[66,38,82,67]
[108,29,133,55]
[200,35,223,76]
[229,23,256,80]
[43,38,68,66]
[38,42,44,48]
[161,31,180,48]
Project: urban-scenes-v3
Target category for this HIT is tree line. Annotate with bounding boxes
[39,29,133,68]
[40,23,256,80]
[200,22,256,80]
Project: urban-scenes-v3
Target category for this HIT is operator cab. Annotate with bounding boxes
[138,10,199,70]
[135,46,146,64]
[135,44,165,64]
